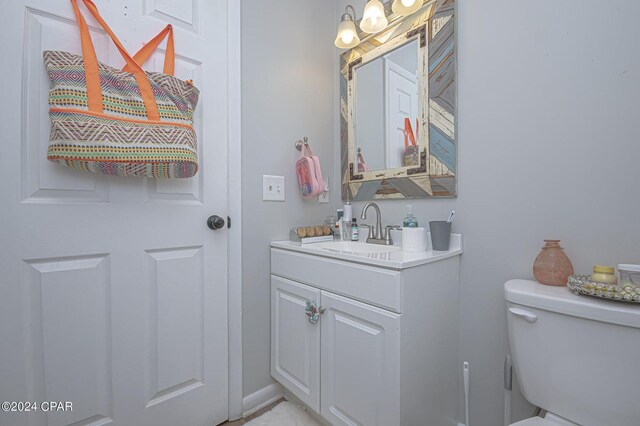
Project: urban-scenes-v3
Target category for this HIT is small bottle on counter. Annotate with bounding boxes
[350,218,359,241]
[342,203,353,241]
[336,209,344,241]
[591,266,617,284]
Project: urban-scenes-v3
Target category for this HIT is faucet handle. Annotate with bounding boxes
[361,223,374,238]
[384,225,402,245]
[384,225,401,244]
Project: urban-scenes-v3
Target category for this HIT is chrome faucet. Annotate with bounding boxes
[360,202,393,245]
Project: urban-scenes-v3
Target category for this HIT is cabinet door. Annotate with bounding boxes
[321,291,401,426]
[271,276,321,412]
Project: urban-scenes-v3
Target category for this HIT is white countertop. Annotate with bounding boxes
[270,234,463,270]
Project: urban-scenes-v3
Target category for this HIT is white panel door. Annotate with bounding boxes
[320,291,401,426]
[0,1,229,425]
[385,59,419,169]
[271,276,321,412]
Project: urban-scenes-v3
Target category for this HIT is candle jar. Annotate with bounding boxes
[591,266,617,284]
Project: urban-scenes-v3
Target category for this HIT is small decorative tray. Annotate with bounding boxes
[568,275,640,303]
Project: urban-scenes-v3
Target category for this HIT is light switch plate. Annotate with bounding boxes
[263,175,285,201]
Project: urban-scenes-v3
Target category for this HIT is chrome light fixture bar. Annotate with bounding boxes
[335,0,437,50]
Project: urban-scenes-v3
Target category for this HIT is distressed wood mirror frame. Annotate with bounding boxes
[341,0,456,200]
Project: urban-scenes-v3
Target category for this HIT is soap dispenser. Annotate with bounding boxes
[403,205,418,228]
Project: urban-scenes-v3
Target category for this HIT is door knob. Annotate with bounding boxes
[207,215,226,230]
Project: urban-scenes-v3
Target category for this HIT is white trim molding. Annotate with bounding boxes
[242,383,285,418]
[227,0,243,421]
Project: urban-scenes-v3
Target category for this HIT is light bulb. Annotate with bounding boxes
[392,0,423,16]
[341,32,354,44]
[335,11,360,49]
[360,0,388,34]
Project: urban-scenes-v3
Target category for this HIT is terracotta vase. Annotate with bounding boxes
[533,240,574,286]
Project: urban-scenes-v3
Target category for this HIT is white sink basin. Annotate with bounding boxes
[272,234,463,269]
[313,241,401,254]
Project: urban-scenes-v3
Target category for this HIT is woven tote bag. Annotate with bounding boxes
[44,0,200,178]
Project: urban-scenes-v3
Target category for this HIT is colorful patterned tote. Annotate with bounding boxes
[44,0,200,178]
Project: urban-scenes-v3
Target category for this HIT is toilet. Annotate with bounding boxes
[505,279,640,426]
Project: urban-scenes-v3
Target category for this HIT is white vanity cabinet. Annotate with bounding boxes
[272,275,400,423]
[319,290,401,426]
[270,239,462,426]
[271,276,321,412]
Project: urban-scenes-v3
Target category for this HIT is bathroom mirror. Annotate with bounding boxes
[341,0,456,200]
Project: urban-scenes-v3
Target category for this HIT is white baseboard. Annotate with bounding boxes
[242,382,285,418]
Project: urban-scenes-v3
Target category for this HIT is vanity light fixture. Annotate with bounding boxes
[360,0,388,34]
[391,0,423,16]
[335,5,360,49]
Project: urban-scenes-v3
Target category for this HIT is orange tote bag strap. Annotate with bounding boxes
[124,24,175,76]
[70,0,160,120]
[404,117,417,146]
[404,117,418,147]
[70,0,102,113]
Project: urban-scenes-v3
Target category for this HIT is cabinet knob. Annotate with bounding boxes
[305,300,325,324]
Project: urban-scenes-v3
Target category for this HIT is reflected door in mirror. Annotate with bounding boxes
[355,40,419,172]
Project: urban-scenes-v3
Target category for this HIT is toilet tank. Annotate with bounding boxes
[505,279,640,426]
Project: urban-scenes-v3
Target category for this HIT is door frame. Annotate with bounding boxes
[227,0,243,421]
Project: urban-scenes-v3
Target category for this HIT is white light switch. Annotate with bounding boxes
[263,175,285,201]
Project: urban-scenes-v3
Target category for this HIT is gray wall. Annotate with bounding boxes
[334,0,640,425]
[241,0,336,398]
